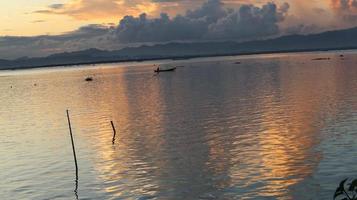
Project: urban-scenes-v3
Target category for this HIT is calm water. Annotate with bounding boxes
[1,51,357,200]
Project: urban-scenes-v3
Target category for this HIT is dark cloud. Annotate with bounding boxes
[331,0,357,22]
[48,4,65,9]
[340,0,350,10]
[115,0,289,43]
[34,3,65,14]
[114,13,208,42]
[34,10,53,14]
[279,2,290,13]
[186,0,226,22]
[0,25,118,59]
[206,2,288,40]
[1,0,290,59]
[351,0,357,8]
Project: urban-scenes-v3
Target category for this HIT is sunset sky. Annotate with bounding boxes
[1,0,357,59]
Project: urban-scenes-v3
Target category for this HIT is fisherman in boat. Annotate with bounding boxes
[154,64,160,73]
[154,65,175,73]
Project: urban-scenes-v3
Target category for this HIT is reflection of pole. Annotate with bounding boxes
[66,110,79,183]
[74,179,79,200]
[111,121,116,145]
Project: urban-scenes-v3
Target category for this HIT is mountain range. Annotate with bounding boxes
[2,26,357,70]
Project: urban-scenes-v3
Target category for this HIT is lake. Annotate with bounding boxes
[1,51,357,199]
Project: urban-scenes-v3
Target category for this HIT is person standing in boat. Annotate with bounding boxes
[154,64,160,73]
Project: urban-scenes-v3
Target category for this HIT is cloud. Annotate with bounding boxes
[33,0,261,21]
[206,2,289,40]
[48,4,65,9]
[331,0,357,22]
[34,0,159,20]
[0,24,118,59]
[114,0,289,43]
[2,0,290,59]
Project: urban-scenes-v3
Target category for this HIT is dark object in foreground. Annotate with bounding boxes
[312,57,330,61]
[154,67,177,73]
[85,77,93,81]
[234,62,241,64]
[334,178,357,200]
[111,121,116,145]
[66,110,79,185]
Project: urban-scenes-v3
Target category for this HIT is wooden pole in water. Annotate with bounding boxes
[66,110,78,181]
[111,121,116,144]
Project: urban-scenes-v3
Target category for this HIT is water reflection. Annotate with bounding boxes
[85,58,327,199]
[2,52,357,199]
[66,56,350,199]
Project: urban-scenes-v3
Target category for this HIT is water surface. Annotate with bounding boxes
[1,51,357,199]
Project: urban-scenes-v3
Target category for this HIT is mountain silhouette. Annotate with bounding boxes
[2,26,357,69]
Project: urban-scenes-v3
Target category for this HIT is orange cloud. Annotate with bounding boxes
[31,0,357,36]
[330,0,357,25]
[34,0,160,21]
[330,0,357,13]
[34,0,248,21]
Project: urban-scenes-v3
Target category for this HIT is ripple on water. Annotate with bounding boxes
[1,52,357,199]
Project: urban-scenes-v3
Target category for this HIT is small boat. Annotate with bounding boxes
[312,57,330,61]
[85,77,93,81]
[154,67,176,73]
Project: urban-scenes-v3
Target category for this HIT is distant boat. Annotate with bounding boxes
[154,67,176,73]
[85,77,93,81]
[312,57,330,61]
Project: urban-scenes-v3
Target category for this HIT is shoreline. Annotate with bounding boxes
[1,46,357,71]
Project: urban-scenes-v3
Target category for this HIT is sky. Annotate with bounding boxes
[1,0,357,59]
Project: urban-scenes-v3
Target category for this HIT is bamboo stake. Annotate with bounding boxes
[111,121,116,145]
[66,110,79,181]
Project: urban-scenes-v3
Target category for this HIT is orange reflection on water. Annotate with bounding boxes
[69,57,344,199]
[3,53,357,200]
[78,66,167,198]
[253,61,339,198]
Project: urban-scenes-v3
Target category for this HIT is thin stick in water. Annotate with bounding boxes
[66,110,79,181]
[111,121,116,144]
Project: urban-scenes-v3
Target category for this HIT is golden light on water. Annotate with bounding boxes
[253,60,340,198]
[71,66,167,197]
[2,53,357,199]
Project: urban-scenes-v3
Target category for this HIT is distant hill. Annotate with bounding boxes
[2,26,357,69]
